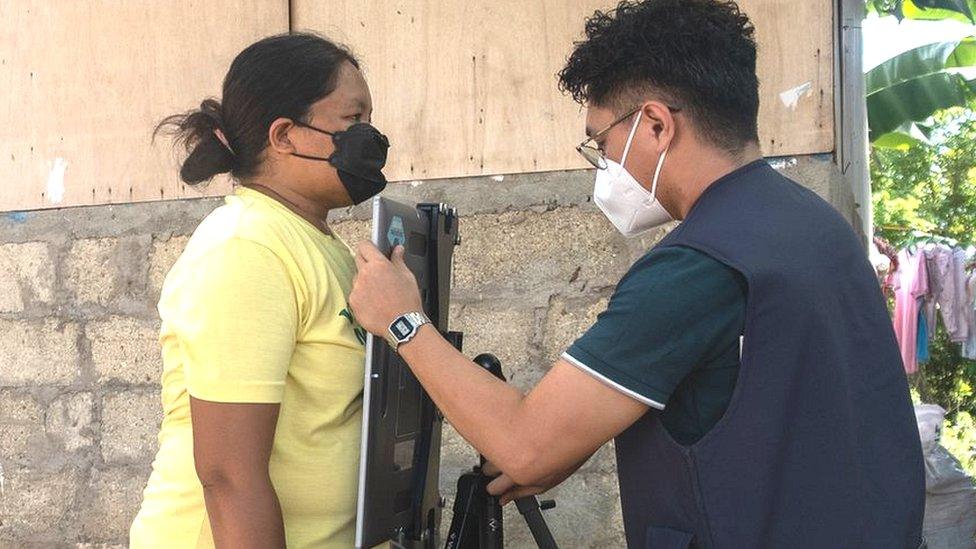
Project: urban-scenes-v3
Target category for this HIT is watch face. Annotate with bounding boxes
[392,318,412,339]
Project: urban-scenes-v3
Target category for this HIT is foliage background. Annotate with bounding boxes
[871,103,976,474]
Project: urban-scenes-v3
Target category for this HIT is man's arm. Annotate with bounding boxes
[349,244,648,487]
[401,328,648,486]
[483,458,589,504]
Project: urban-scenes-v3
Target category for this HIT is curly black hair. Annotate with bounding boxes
[558,0,759,155]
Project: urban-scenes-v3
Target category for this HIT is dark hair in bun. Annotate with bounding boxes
[154,32,359,185]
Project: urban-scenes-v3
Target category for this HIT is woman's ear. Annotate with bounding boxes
[268,117,297,154]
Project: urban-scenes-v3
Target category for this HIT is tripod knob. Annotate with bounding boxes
[540,500,556,511]
[473,353,506,382]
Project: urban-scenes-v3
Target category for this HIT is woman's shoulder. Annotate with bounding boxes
[186,191,298,260]
[160,204,301,307]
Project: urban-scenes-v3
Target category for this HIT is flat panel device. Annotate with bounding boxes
[355,197,461,549]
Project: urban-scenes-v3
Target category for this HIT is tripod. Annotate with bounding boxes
[444,354,558,549]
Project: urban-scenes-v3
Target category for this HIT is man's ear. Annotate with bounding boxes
[641,101,676,153]
[268,117,297,154]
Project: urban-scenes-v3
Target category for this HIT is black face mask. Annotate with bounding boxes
[292,121,390,205]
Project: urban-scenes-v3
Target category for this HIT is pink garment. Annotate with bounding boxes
[893,250,929,374]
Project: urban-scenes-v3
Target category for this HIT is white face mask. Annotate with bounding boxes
[593,111,673,237]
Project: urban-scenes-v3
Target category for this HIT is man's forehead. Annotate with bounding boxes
[584,105,616,137]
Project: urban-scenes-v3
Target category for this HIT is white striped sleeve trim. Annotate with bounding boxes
[561,352,666,410]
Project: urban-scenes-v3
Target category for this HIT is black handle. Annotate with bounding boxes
[473,353,506,382]
[514,496,559,549]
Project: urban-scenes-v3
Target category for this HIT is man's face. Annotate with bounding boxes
[583,103,665,196]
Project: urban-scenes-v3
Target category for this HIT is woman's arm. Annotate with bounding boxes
[191,397,285,549]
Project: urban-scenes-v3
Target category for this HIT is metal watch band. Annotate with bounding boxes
[387,311,431,351]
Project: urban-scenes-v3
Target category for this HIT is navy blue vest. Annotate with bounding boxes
[615,160,925,548]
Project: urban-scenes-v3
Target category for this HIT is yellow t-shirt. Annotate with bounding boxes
[130,186,367,548]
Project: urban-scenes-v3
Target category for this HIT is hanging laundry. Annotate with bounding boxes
[923,245,949,342]
[949,249,971,343]
[917,309,930,364]
[894,250,929,374]
[874,237,899,298]
[923,245,971,343]
[871,240,891,273]
[963,271,976,360]
[923,255,937,341]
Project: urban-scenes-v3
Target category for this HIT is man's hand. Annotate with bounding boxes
[487,473,546,506]
[349,242,424,336]
[351,242,650,493]
[483,459,586,505]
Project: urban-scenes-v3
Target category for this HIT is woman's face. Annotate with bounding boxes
[274,61,376,208]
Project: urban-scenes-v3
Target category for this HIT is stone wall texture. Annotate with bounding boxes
[0,157,858,547]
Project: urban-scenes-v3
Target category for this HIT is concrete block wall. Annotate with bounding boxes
[0,156,856,547]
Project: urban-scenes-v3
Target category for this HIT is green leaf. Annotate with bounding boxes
[869,0,907,19]
[868,0,892,11]
[948,38,976,67]
[873,132,923,149]
[866,39,976,93]
[868,71,975,138]
[906,0,975,22]
[873,122,935,148]
[866,39,976,140]
[865,0,976,21]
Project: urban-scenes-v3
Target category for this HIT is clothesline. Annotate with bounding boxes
[876,237,976,372]
[877,228,975,269]
[884,227,960,248]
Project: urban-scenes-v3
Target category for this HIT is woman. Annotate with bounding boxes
[130,33,387,548]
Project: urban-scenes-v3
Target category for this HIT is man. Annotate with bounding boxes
[349,1,925,547]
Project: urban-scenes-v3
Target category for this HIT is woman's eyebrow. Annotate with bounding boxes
[348,97,368,111]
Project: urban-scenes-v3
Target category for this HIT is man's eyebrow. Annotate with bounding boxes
[585,126,595,139]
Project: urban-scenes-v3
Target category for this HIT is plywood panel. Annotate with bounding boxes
[744,0,835,156]
[293,0,834,182]
[0,1,288,211]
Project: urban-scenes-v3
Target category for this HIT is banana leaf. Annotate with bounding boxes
[867,0,976,22]
[867,39,976,141]
[872,121,934,148]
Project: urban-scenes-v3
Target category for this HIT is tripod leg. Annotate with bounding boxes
[514,496,558,549]
[483,484,503,549]
[445,472,481,549]
[467,355,558,548]
[445,470,505,549]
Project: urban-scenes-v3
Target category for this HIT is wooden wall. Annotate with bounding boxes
[294,0,834,182]
[0,1,287,211]
[0,0,833,211]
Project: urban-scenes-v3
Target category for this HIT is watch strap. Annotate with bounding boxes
[387,311,431,350]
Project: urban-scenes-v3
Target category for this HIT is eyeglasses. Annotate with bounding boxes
[576,105,681,170]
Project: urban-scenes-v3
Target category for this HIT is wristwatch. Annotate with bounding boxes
[386,311,431,351]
